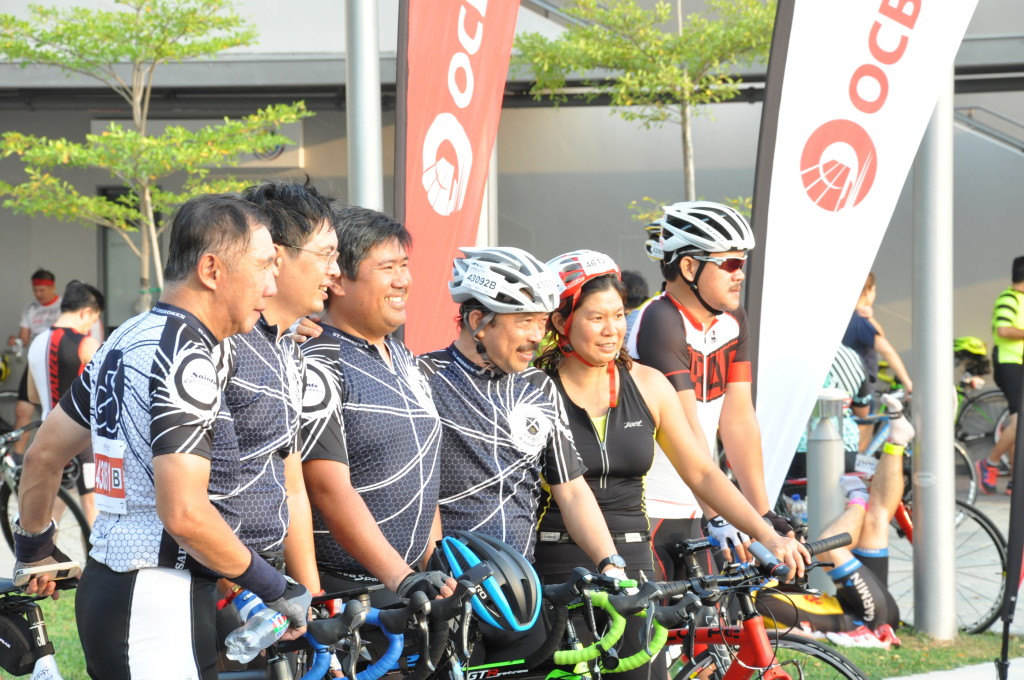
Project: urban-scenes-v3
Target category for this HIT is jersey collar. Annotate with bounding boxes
[665,292,718,332]
[446,343,504,380]
[153,302,217,349]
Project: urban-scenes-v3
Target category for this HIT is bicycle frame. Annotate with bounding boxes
[666,615,790,680]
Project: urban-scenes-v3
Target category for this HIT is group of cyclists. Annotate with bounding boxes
[10,178,916,680]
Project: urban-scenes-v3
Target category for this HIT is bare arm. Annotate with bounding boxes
[717,382,771,515]
[18,408,90,533]
[550,477,618,571]
[874,335,913,392]
[78,337,100,365]
[423,506,443,570]
[26,366,40,405]
[303,458,414,592]
[282,452,320,593]
[997,326,1024,340]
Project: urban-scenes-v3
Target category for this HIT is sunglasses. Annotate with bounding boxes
[691,254,747,273]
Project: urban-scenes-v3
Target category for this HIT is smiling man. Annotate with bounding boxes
[418,247,619,567]
[626,201,794,575]
[12,194,308,680]
[299,205,448,605]
[205,179,341,605]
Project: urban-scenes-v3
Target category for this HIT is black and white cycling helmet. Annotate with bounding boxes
[449,246,561,314]
[656,201,755,261]
[437,531,541,632]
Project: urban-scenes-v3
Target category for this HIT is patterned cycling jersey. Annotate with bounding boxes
[300,324,441,575]
[59,302,231,573]
[626,294,751,519]
[417,344,585,560]
[992,287,1024,365]
[27,326,88,418]
[537,365,656,535]
[210,317,304,553]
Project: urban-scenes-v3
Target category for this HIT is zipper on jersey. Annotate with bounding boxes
[588,416,610,490]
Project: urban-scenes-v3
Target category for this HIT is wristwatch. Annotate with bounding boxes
[598,554,626,572]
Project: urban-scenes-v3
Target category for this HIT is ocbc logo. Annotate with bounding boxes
[799,0,920,212]
[421,0,487,217]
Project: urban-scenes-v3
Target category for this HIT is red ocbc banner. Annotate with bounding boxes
[395,0,521,354]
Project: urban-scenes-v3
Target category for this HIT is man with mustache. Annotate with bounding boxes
[418,247,621,585]
[627,201,794,574]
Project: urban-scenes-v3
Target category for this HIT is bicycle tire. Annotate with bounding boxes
[994,407,1011,445]
[888,499,1006,634]
[1,484,90,565]
[673,632,869,680]
[956,390,1008,443]
[954,440,977,506]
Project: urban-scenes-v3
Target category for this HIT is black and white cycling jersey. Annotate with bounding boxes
[60,302,232,572]
[300,324,442,575]
[418,344,585,560]
[210,316,305,553]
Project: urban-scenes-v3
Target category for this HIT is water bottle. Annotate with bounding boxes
[788,494,808,527]
[224,589,289,663]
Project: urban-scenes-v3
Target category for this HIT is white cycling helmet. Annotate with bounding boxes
[656,201,755,260]
[449,246,561,314]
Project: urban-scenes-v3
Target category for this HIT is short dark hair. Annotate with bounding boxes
[621,270,649,310]
[241,177,337,250]
[60,280,105,313]
[164,194,269,283]
[333,205,412,281]
[1013,256,1024,284]
[30,268,55,282]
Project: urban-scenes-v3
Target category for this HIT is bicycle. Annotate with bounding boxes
[952,337,1010,449]
[777,472,1006,634]
[852,402,977,506]
[541,535,869,679]
[0,566,80,679]
[0,422,90,567]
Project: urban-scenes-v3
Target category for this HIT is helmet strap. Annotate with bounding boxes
[556,303,619,409]
[470,310,505,376]
[684,259,723,316]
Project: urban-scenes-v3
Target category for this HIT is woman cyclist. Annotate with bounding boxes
[532,250,808,678]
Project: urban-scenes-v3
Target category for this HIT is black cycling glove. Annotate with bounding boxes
[396,570,449,599]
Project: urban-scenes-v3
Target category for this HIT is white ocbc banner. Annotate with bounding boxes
[749,0,978,500]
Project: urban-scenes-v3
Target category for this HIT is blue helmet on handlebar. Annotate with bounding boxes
[437,531,541,632]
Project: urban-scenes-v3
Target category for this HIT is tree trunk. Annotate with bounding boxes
[139,184,164,292]
[138,230,152,314]
[681,102,696,201]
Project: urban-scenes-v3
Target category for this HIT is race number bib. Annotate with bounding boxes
[854,453,878,477]
[94,436,127,514]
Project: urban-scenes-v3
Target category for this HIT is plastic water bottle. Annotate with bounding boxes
[788,494,808,527]
[224,589,289,663]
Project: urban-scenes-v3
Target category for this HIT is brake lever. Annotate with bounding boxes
[412,593,434,671]
[641,601,656,656]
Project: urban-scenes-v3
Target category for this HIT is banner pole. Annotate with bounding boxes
[998,344,1024,675]
[345,0,384,211]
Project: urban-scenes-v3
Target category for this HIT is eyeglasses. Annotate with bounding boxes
[285,244,339,267]
[691,254,747,273]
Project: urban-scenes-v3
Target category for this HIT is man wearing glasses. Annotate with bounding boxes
[626,201,793,576]
[208,179,341,600]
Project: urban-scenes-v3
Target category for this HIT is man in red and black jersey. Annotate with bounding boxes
[627,201,794,574]
[26,280,105,524]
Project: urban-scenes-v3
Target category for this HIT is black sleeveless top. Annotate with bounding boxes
[537,364,657,534]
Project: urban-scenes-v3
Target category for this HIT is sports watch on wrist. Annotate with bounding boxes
[598,554,626,572]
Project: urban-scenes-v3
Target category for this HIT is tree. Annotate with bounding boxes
[0,0,313,310]
[513,0,775,201]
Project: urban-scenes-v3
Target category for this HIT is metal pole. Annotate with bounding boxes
[475,141,498,247]
[345,0,384,211]
[806,389,847,594]
[911,71,956,640]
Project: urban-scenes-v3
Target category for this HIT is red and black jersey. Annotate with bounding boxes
[27,326,89,418]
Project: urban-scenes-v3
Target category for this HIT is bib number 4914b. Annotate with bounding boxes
[94,437,126,514]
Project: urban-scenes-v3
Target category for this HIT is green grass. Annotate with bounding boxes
[833,627,1024,678]
[25,597,1024,680]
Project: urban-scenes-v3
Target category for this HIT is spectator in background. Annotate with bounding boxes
[842,273,913,450]
[621,269,649,337]
[977,256,1024,495]
[8,269,62,457]
[25,280,105,524]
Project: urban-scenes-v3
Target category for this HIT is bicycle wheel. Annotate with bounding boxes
[956,390,1008,443]
[1,483,91,564]
[954,440,977,506]
[674,632,869,679]
[887,499,1006,634]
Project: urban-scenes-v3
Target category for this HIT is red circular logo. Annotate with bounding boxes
[799,119,877,212]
